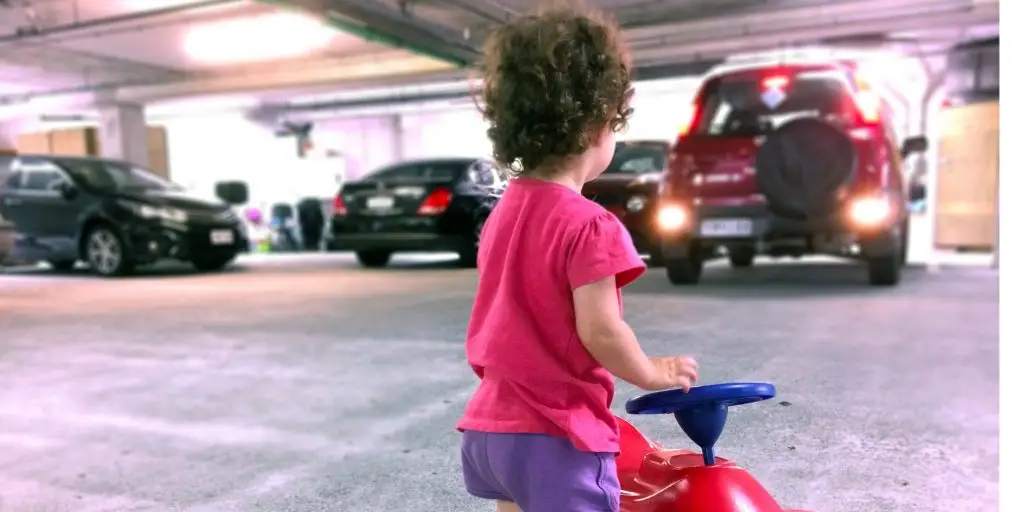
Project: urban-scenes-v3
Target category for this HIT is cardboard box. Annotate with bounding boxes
[934,101,999,251]
[13,126,171,179]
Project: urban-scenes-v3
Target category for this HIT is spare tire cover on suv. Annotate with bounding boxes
[754,117,857,219]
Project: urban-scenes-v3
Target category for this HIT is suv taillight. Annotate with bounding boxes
[417,187,452,215]
[332,195,347,216]
[677,101,699,139]
[855,90,881,125]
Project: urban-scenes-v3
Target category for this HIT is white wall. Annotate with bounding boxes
[159,80,700,201]
[161,114,300,206]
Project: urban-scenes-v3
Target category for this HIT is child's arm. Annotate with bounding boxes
[573,276,698,391]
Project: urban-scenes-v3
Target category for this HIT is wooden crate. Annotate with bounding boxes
[934,101,999,251]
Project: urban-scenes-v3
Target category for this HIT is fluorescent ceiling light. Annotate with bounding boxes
[184,12,337,65]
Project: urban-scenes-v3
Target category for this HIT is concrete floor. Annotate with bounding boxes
[0,254,998,512]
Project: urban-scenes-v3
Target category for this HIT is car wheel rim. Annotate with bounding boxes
[88,230,121,274]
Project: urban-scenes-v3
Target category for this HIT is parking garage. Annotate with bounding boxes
[0,1,1008,511]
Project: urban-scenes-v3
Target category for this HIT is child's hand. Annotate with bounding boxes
[643,356,699,391]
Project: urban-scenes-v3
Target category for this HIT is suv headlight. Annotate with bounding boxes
[120,201,188,223]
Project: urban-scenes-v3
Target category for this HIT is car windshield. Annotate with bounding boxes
[606,142,667,174]
[56,158,183,192]
[367,161,467,181]
[694,70,859,136]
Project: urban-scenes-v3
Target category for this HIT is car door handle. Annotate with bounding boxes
[2,198,22,206]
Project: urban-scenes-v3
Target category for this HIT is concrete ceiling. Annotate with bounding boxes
[0,0,999,121]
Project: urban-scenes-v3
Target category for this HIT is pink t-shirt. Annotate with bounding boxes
[455,177,646,453]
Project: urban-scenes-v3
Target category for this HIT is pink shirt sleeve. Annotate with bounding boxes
[566,212,646,290]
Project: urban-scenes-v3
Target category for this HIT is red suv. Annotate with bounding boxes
[656,62,928,286]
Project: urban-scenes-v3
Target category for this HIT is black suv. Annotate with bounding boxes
[0,155,249,276]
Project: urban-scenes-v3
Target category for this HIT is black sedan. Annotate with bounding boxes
[326,158,504,268]
[583,140,671,264]
[0,154,249,276]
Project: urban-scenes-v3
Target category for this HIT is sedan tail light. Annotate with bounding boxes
[417,187,453,215]
[332,194,347,216]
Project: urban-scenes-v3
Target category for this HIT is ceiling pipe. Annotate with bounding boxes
[444,0,519,24]
[0,1,266,48]
[627,0,973,43]
[277,0,481,67]
[0,0,241,45]
[261,58,722,120]
[632,4,996,63]
[618,0,774,30]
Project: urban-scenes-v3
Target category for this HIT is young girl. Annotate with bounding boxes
[456,6,699,512]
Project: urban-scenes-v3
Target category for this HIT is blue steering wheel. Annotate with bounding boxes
[625,382,776,466]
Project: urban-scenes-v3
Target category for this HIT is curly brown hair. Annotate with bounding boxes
[478,6,634,177]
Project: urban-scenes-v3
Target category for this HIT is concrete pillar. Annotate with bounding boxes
[97,103,149,167]
[389,114,405,162]
[914,54,946,274]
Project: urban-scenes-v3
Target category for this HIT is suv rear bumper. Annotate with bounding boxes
[661,203,903,259]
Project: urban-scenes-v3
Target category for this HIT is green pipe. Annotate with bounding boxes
[258,0,473,68]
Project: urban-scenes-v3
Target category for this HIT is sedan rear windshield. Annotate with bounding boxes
[694,71,860,136]
[366,161,467,181]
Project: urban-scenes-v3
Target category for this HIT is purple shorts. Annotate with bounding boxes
[460,430,620,511]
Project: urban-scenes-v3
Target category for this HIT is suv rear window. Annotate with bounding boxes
[367,161,467,181]
[694,71,859,136]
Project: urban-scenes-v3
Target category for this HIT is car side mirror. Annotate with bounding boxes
[57,181,78,201]
[900,136,928,159]
[215,181,249,205]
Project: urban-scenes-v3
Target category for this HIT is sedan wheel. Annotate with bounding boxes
[459,214,487,268]
[86,227,132,276]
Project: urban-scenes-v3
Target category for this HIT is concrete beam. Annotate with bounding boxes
[114,51,455,104]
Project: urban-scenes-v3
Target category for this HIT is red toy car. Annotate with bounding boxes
[617,382,812,512]
[656,61,928,286]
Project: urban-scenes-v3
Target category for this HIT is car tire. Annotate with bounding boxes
[48,259,77,272]
[867,251,902,286]
[356,250,391,268]
[193,255,236,272]
[459,212,488,268]
[83,225,133,277]
[665,251,704,285]
[728,247,756,268]
[900,219,910,266]
[457,245,477,268]
[646,244,665,268]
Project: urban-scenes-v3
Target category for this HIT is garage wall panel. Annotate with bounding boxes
[399,109,491,160]
[314,116,404,180]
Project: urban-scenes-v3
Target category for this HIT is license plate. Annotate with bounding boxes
[210,230,234,245]
[366,196,395,209]
[700,218,753,237]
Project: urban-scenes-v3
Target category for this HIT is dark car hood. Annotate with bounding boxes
[115,188,227,212]
[582,172,663,196]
